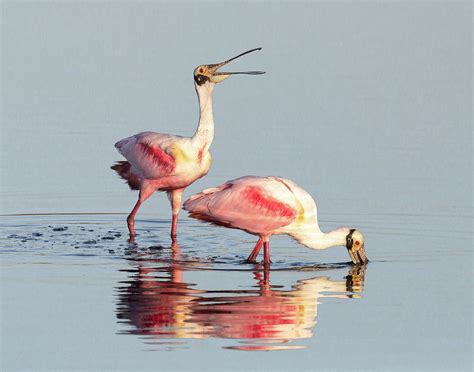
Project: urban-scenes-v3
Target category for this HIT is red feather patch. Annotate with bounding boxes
[198,147,204,164]
[242,186,296,219]
[137,143,175,174]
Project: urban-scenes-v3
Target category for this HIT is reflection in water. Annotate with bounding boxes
[116,244,366,351]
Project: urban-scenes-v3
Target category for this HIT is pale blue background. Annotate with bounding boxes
[1,1,472,371]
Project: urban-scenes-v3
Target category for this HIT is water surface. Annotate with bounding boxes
[1,1,472,371]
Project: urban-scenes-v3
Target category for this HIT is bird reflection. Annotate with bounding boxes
[116,243,366,351]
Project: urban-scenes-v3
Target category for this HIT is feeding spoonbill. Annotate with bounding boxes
[183,176,368,265]
[111,48,264,240]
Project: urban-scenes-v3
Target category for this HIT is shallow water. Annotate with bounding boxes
[1,213,471,370]
[1,1,472,371]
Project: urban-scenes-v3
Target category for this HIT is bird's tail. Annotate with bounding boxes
[111,161,141,190]
[186,212,233,228]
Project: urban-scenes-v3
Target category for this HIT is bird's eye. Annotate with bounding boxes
[194,74,208,85]
[199,67,204,73]
[354,240,360,246]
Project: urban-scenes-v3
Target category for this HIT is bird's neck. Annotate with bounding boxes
[290,225,350,250]
[192,82,215,151]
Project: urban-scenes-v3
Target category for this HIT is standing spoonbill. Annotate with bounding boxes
[111,48,264,241]
[183,176,368,265]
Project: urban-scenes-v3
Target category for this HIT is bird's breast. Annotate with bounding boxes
[172,149,211,182]
[199,151,212,172]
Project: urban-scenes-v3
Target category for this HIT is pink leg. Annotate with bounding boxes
[263,241,271,265]
[127,184,155,240]
[171,214,178,241]
[169,188,184,240]
[247,238,263,263]
[127,199,142,239]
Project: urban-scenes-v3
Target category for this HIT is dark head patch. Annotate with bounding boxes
[194,74,209,86]
[346,228,356,249]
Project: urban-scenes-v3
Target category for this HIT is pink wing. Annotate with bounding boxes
[115,132,177,179]
[183,177,298,235]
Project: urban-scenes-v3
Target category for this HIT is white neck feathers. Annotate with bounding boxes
[192,82,215,150]
[290,226,350,250]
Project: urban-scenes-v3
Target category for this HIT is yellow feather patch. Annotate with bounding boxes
[170,145,192,164]
[296,200,305,222]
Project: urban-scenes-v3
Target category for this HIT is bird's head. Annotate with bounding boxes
[193,47,265,88]
[345,229,368,265]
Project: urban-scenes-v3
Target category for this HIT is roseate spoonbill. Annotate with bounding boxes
[111,48,264,240]
[183,176,368,265]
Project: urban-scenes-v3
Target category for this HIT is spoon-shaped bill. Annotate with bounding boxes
[208,47,265,80]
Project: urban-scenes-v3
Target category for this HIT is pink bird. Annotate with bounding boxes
[112,49,264,241]
[183,176,368,265]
